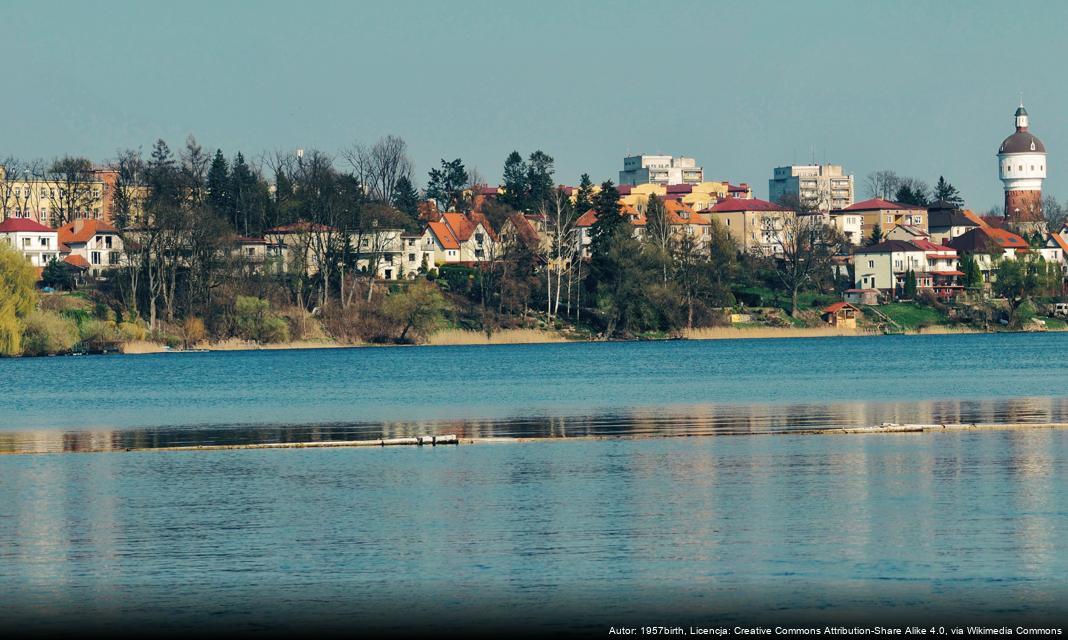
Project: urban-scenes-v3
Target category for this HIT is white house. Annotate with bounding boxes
[56,219,124,278]
[0,217,61,271]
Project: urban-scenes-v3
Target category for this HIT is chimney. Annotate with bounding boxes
[73,219,86,235]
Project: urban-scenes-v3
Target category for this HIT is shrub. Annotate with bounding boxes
[78,319,121,349]
[182,317,207,347]
[233,296,290,343]
[20,311,79,356]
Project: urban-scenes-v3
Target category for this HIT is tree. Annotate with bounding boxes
[589,181,623,252]
[392,175,420,218]
[867,223,883,246]
[110,150,145,229]
[0,243,38,355]
[960,253,983,289]
[382,280,447,343]
[41,257,75,290]
[46,156,97,225]
[903,268,917,299]
[426,158,467,212]
[865,170,900,200]
[500,151,528,212]
[764,213,841,317]
[525,150,554,213]
[934,176,964,208]
[894,178,930,207]
[993,255,1062,322]
[644,195,672,284]
[343,135,413,203]
[206,149,230,217]
[1042,194,1065,231]
[574,173,595,214]
[706,217,738,306]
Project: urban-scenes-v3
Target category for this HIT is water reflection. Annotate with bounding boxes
[4,396,1068,454]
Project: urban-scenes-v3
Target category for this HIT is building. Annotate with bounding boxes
[0,165,141,227]
[619,154,704,186]
[821,302,861,328]
[998,103,1047,234]
[422,212,498,265]
[56,219,124,278]
[853,239,962,299]
[768,164,854,212]
[946,226,1030,284]
[0,217,61,271]
[926,200,982,245]
[704,197,795,255]
[574,205,645,258]
[835,198,927,241]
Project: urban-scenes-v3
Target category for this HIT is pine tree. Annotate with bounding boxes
[867,223,883,246]
[206,150,230,218]
[589,181,623,253]
[574,173,595,214]
[526,150,554,213]
[903,269,917,299]
[934,176,964,208]
[500,151,528,212]
[961,253,982,289]
[392,176,420,218]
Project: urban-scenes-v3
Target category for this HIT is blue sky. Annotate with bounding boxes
[1,0,1064,210]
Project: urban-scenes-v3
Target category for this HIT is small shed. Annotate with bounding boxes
[844,288,880,305]
[822,302,862,328]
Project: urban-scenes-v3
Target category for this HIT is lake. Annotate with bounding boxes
[1,334,1067,634]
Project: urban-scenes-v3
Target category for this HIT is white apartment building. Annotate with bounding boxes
[768,164,854,212]
[619,155,704,186]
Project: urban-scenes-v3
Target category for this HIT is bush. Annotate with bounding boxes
[233,296,290,343]
[78,319,122,349]
[182,317,207,347]
[20,311,80,356]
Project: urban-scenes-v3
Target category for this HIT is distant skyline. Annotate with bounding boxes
[1,0,1064,211]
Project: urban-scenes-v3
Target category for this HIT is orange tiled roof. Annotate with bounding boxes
[427,221,459,250]
[63,254,91,269]
[56,219,119,246]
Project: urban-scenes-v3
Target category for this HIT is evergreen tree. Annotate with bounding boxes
[589,181,623,253]
[903,268,917,299]
[392,175,420,218]
[146,139,180,208]
[574,173,595,214]
[895,181,930,207]
[206,149,230,218]
[426,158,467,211]
[229,152,257,235]
[934,176,964,208]
[867,223,883,246]
[526,150,555,213]
[500,151,528,212]
[960,253,982,289]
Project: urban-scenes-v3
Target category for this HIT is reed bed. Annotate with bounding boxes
[682,326,875,340]
[426,328,568,346]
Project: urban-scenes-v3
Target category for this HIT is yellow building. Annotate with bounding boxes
[0,164,144,227]
[706,197,795,255]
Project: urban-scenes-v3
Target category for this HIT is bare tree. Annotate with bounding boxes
[540,190,579,319]
[47,156,99,226]
[343,135,413,204]
[0,158,46,221]
[865,170,900,200]
[763,213,842,317]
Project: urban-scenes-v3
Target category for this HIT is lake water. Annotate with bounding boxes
[2,334,1067,634]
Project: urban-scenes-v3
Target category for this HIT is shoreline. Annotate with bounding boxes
[111,324,1050,356]
[6,421,1065,456]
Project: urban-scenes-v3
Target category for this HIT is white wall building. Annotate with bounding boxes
[768,164,854,212]
[0,217,61,268]
[619,155,703,186]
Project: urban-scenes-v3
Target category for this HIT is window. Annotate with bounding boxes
[408,253,415,262]
[247,248,255,256]
[22,238,30,247]
[40,237,48,247]
[105,236,112,248]
[886,215,893,223]
[109,252,119,265]
[868,260,874,268]
[91,252,101,265]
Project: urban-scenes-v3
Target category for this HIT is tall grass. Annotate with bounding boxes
[426,328,567,346]
[682,326,875,340]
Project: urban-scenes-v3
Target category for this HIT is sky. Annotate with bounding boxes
[1,0,1065,210]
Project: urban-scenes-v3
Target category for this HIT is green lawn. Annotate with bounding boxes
[873,303,950,330]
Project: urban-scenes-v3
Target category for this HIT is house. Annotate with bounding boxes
[884,224,929,242]
[56,219,124,278]
[661,199,711,243]
[704,197,795,255]
[946,226,1031,285]
[836,198,928,241]
[263,221,338,275]
[0,217,61,270]
[439,212,497,263]
[822,302,861,328]
[829,210,864,245]
[926,201,982,244]
[423,220,462,264]
[853,239,962,299]
[400,232,436,277]
[498,213,547,254]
